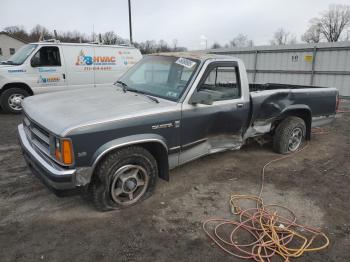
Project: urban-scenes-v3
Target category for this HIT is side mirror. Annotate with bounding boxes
[31,57,40,67]
[189,90,213,105]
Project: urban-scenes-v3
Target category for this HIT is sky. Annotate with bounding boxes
[1,0,349,50]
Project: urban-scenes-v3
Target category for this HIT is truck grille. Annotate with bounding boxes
[23,114,51,157]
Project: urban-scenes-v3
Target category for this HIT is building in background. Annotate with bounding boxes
[209,42,350,97]
[0,32,27,61]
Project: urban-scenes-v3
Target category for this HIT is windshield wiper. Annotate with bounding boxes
[114,81,159,103]
[115,80,129,93]
[128,88,159,103]
[1,60,19,65]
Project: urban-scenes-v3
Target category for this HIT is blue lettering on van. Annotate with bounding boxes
[38,68,57,73]
[8,69,26,73]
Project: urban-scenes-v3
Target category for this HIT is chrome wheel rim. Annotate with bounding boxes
[288,127,303,151]
[110,164,149,205]
[8,94,24,111]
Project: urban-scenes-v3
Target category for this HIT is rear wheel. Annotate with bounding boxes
[0,88,29,114]
[90,146,158,211]
[273,116,306,154]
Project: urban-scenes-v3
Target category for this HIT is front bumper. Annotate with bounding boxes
[18,124,77,190]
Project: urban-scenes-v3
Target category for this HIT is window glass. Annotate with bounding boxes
[31,46,61,67]
[118,56,199,101]
[4,44,37,65]
[130,61,171,84]
[200,66,240,101]
[10,48,15,55]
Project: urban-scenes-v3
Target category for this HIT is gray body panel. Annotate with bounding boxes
[22,85,179,137]
[18,53,338,191]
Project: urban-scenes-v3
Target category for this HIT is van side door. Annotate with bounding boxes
[179,61,250,164]
[61,45,95,89]
[27,45,67,94]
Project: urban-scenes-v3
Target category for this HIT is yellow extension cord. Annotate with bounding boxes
[203,142,330,261]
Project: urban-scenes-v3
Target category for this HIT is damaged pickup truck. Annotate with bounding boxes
[18,53,338,211]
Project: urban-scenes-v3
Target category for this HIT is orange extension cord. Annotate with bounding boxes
[203,143,330,261]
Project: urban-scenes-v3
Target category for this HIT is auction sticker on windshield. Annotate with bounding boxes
[175,57,196,68]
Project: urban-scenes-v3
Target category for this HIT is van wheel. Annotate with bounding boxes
[90,146,158,211]
[0,88,29,114]
[273,116,306,154]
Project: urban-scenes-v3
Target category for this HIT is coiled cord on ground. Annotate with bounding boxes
[203,143,330,261]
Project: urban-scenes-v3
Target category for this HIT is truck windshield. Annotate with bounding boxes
[3,44,37,65]
[117,55,199,101]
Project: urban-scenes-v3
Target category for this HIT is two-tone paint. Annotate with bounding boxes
[18,53,338,191]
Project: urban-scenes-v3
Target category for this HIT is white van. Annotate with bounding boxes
[0,41,142,113]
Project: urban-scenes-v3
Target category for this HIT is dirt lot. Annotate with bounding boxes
[0,100,349,262]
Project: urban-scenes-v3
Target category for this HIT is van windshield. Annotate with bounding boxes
[117,55,199,102]
[3,44,37,65]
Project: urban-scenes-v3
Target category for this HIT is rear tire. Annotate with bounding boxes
[90,146,158,211]
[273,116,306,154]
[0,88,29,114]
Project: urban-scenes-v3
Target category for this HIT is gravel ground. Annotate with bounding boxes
[0,99,349,262]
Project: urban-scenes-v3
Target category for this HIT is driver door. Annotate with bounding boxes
[26,46,67,94]
[179,61,250,164]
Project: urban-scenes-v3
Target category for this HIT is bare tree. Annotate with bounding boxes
[134,40,157,54]
[211,42,222,49]
[101,31,126,45]
[57,30,90,43]
[270,28,297,45]
[3,25,30,42]
[301,20,322,43]
[30,24,51,41]
[230,34,254,47]
[157,40,171,52]
[308,4,350,42]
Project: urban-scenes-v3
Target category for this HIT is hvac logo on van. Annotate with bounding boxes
[75,50,116,66]
[37,75,60,84]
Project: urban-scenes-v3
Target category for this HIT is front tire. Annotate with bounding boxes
[273,116,306,154]
[90,146,158,211]
[0,88,29,114]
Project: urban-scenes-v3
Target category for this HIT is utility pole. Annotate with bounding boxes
[128,0,133,44]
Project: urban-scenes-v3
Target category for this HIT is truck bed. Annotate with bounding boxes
[245,83,338,138]
[249,83,332,92]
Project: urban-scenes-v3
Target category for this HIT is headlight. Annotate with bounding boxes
[51,138,74,165]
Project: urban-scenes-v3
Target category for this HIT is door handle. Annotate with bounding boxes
[237,103,244,108]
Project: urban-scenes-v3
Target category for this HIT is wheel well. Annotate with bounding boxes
[0,82,34,97]
[92,142,170,183]
[141,142,169,181]
[276,109,312,140]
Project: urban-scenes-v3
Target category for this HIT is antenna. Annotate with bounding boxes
[128,0,133,44]
[54,30,58,39]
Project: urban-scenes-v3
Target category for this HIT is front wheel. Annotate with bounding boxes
[0,88,29,114]
[90,146,158,211]
[273,116,306,154]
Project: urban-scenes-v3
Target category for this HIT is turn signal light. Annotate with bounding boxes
[53,138,73,165]
[62,140,73,165]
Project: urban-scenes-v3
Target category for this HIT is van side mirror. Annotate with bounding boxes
[31,57,40,67]
[189,90,213,105]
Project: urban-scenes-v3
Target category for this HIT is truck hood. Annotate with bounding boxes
[22,86,178,136]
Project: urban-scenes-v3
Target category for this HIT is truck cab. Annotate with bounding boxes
[0,41,142,113]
